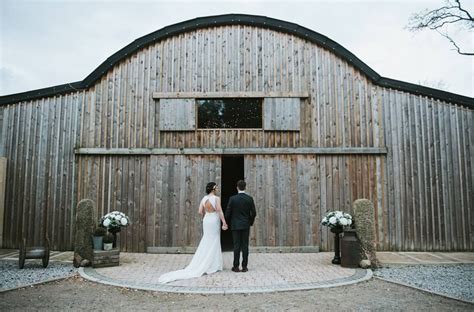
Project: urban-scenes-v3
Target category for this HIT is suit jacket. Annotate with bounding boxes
[225,192,256,230]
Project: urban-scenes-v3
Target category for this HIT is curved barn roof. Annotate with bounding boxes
[1,13,473,107]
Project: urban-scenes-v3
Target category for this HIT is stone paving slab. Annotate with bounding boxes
[79,252,372,294]
[2,249,473,294]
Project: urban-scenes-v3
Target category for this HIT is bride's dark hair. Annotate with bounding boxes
[206,182,217,194]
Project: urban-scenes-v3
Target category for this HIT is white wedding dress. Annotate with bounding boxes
[158,195,223,283]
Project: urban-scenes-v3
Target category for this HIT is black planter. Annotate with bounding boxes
[340,229,361,268]
[330,226,343,264]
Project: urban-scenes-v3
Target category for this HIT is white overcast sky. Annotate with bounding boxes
[1,0,473,97]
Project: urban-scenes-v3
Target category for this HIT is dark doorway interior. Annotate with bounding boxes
[221,155,244,251]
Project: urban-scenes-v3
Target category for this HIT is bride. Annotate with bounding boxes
[158,182,228,283]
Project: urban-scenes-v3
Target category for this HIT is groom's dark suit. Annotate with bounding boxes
[225,192,256,269]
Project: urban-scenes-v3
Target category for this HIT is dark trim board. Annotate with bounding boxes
[75,147,388,155]
[1,14,472,108]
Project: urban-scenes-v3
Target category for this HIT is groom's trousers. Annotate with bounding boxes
[232,228,250,268]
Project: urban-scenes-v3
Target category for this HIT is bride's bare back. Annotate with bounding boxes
[204,199,216,213]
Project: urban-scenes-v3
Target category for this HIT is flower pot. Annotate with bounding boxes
[92,236,104,250]
[103,243,113,251]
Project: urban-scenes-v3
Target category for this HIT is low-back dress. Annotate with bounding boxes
[158,194,223,283]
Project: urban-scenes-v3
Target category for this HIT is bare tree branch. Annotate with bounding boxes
[438,30,474,55]
[407,0,473,56]
[455,0,473,20]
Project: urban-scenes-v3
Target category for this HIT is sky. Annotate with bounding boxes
[1,0,473,98]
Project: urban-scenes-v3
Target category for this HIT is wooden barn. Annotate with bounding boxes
[0,14,472,253]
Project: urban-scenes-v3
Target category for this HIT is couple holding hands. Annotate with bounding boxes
[159,180,256,284]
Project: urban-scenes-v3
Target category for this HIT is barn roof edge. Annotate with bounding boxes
[0,14,472,108]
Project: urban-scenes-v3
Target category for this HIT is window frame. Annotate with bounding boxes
[196,97,264,130]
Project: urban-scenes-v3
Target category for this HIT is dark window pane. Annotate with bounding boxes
[197,98,262,129]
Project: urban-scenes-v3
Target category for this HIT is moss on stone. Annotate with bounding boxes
[353,199,379,269]
[73,199,95,267]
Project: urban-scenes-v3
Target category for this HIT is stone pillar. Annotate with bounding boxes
[74,199,95,267]
[0,158,6,248]
[353,199,379,268]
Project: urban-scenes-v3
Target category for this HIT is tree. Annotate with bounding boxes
[407,0,473,56]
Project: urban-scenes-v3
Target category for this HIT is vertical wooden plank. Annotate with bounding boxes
[23,101,36,245]
[404,94,415,250]
[44,98,55,249]
[4,105,15,246]
[155,155,164,247]
[62,94,74,248]
[381,89,392,249]
[320,155,328,250]
[443,103,456,250]
[0,107,6,156]
[394,91,404,250]
[456,107,467,249]
[437,101,447,250]
[449,105,462,249]
[52,96,65,249]
[34,99,48,246]
[420,97,432,250]
[460,108,472,250]
[425,98,435,250]
[70,92,83,247]
[431,100,442,250]
[13,103,26,246]
[413,96,424,250]
[467,109,474,250]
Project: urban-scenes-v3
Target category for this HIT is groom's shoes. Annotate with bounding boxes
[231,267,240,272]
[241,267,248,272]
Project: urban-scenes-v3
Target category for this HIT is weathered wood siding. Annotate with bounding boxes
[245,155,384,251]
[147,155,221,249]
[263,98,301,131]
[159,99,196,131]
[0,24,472,251]
[74,153,383,252]
[0,93,83,250]
[77,26,381,150]
[381,89,473,251]
[76,154,220,252]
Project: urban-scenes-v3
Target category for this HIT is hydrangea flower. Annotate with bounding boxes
[101,211,131,230]
[321,210,352,229]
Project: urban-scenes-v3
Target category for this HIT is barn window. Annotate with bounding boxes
[197,98,262,129]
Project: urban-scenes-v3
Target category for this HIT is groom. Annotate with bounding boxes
[225,180,256,272]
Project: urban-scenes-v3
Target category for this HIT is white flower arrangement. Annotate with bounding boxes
[101,211,130,229]
[321,211,352,229]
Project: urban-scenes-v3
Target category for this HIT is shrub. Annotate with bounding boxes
[93,227,107,236]
[103,233,114,244]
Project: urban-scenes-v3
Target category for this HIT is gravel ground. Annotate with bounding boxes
[0,260,77,291]
[1,275,472,311]
[1,259,473,310]
[374,264,474,303]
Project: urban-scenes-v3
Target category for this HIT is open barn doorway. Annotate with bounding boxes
[221,155,244,251]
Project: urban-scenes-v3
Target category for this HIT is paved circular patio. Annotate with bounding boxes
[79,252,372,294]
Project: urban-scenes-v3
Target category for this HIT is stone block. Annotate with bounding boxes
[74,199,95,267]
[353,198,379,268]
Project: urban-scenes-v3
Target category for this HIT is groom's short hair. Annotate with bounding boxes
[237,180,246,191]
